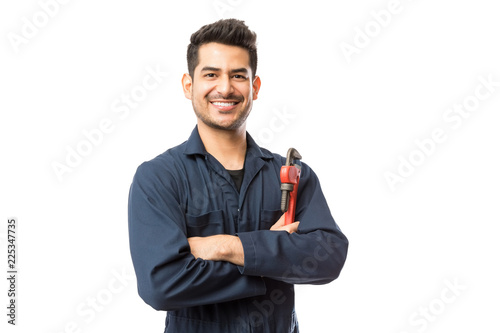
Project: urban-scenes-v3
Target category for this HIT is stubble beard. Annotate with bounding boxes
[193,95,251,131]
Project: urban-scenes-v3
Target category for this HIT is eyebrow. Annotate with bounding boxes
[230,68,249,75]
[201,66,221,72]
[200,66,249,75]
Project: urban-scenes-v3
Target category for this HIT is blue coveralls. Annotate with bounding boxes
[128,127,348,332]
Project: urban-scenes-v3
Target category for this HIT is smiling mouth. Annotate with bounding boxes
[210,100,241,112]
[211,101,238,106]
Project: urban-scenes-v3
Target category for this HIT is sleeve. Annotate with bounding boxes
[237,162,348,285]
[128,161,266,311]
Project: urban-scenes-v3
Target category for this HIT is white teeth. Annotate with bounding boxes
[212,102,236,106]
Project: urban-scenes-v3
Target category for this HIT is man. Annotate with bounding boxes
[128,19,348,332]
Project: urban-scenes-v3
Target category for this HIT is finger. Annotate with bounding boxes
[286,221,300,234]
[271,221,300,233]
[270,214,286,230]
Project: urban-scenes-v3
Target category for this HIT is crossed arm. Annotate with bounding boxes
[188,215,300,266]
[129,160,348,310]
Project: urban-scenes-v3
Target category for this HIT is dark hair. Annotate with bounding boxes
[187,19,258,79]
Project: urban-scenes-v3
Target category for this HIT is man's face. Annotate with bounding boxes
[182,42,260,131]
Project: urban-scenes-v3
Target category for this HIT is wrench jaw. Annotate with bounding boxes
[285,148,302,167]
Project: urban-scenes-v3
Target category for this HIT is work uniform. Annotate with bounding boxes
[128,126,348,333]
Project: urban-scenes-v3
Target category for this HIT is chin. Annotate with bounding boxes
[207,119,245,131]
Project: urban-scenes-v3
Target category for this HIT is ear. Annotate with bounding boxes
[252,75,261,100]
[182,73,193,100]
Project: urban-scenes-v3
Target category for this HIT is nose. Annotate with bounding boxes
[216,75,234,97]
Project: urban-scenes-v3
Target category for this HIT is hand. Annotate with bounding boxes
[188,235,244,266]
[270,214,300,233]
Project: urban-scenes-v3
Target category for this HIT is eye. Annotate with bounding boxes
[233,74,247,80]
[205,73,216,78]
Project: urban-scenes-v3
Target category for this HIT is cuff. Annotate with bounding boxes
[236,231,258,276]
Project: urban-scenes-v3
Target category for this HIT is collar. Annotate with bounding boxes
[183,125,274,160]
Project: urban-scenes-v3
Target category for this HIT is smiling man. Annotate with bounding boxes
[128,19,348,332]
[188,42,256,130]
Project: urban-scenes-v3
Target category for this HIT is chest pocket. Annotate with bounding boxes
[259,209,283,230]
[185,210,225,237]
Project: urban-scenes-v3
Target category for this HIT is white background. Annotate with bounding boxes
[1,0,499,332]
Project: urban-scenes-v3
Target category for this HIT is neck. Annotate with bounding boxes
[197,121,247,170]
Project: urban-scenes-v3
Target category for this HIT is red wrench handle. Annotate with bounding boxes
[280,165,301,225]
